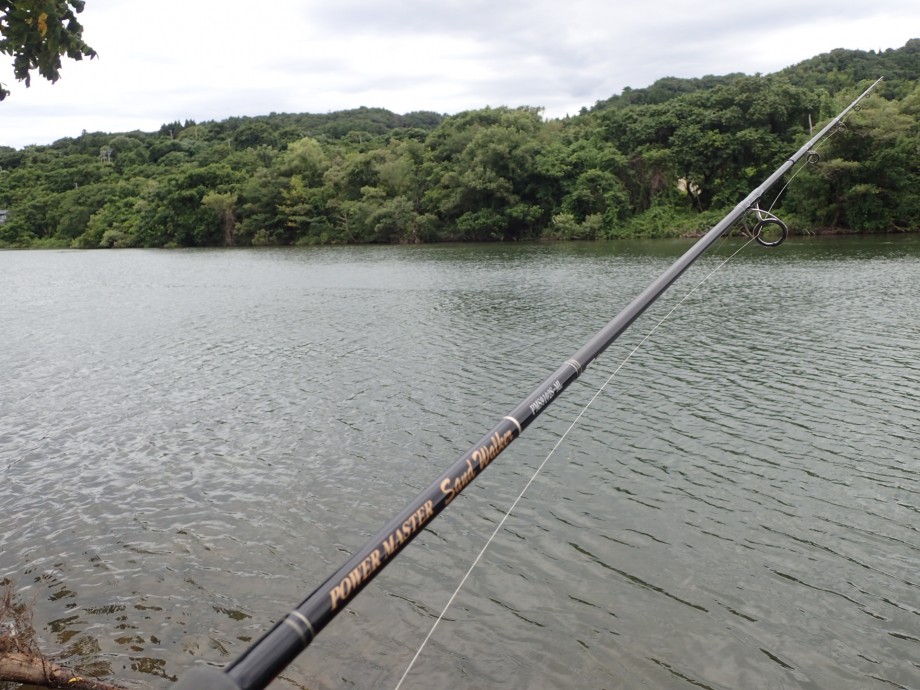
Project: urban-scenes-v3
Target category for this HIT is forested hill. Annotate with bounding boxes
[1,40,918,248]
[589,40,920,110]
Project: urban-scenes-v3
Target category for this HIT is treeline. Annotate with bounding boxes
[1,40,918,248]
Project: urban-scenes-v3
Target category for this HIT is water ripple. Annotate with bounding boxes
[2,238,919,688]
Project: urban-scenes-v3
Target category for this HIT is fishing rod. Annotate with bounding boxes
[175,77,882,690]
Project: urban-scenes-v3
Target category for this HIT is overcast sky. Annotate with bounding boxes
[1,0,917,149]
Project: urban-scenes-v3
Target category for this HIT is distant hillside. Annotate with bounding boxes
[588,73,746,111]
[1,40,917,248]
[156,107,446,150]
[780,39,920,93]
[589,39,920,112]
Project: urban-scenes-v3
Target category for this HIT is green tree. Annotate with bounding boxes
[269,137,332,243]
[0,0,96,100]
[564,169,629,224]
[107,135,150,173]
[201,191,238,246]
[425,106,555,241]
[230,121,278,151]
[79,195,143,247]
[278,173,331,243]
[784,87,920,232]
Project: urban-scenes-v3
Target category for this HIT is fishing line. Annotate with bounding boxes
[191,81,879,690]
[393,99,869,683]
[742,104,860,246]
[393,235,758,689]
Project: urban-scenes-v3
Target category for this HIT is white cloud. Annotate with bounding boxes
[1,0,917,148]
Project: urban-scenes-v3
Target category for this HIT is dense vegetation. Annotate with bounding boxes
[1,40,918,248]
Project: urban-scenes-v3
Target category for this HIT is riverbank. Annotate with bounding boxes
[2,219,917,250]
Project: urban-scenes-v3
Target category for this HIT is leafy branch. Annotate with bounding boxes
[0,0,97,100]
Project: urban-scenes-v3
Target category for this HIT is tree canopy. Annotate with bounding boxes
[0,0,96,100]
[1,40,918,248]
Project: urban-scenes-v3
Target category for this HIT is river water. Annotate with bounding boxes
[1,236,919,690]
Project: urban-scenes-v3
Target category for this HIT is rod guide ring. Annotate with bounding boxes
[745,203,788,248]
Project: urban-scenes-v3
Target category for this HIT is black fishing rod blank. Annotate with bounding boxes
[174,77,882,690]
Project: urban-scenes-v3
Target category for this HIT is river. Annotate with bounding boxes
[2,236,919,689]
